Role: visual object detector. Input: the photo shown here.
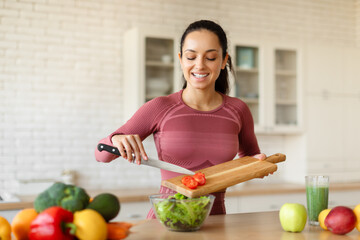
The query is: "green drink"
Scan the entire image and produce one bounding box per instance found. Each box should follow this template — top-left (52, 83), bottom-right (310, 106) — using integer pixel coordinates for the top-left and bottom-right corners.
top-left (305, 176), bottom-right (329, 225)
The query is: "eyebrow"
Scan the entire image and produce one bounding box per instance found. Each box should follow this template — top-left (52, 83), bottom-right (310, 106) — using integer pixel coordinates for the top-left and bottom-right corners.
top-left (184, 49), bottom-right (218, 53)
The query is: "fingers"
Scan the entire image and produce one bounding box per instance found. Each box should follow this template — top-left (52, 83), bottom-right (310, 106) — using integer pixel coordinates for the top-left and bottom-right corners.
top-left (126, 135), bottom-right (142, 164)
top-left (111, 134), bottom-right (148, 165)
top-left (253, 153), bottom-right (267, 161)
top-left (111, 135), bottom-right (128, 160)
top-left (134, 135), bottom-right (148, 161)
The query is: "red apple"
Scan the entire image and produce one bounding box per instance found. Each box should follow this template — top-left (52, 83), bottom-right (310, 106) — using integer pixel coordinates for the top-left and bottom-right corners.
top-left (325, 206), bottom-right (356, 235)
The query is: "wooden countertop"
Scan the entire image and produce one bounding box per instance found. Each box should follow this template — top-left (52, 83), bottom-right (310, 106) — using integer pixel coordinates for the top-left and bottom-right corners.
top-left (1, 182), bottom-right (360, 211)
top-left (127, 211), bottom-right (360, 240)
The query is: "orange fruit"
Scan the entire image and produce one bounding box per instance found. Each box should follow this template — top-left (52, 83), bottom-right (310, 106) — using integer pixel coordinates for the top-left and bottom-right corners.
top-left (318, 208), bottom-right (331, 230)
top-left (12, 208), bottom-right (38, 240)
top-left (354, 204), bottom-right (360, 231)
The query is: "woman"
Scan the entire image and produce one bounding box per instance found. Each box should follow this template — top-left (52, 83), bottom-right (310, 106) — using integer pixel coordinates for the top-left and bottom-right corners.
top-left (95, 20), bottom-right (266, 218)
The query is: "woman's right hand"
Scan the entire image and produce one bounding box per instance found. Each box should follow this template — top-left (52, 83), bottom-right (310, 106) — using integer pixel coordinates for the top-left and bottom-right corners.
top-left (111, 134), bottom-right (148, 165)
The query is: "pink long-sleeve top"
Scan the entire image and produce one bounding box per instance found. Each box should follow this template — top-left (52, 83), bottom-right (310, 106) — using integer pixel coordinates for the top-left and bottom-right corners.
top-left (95, 89), bottom-right (261, 218)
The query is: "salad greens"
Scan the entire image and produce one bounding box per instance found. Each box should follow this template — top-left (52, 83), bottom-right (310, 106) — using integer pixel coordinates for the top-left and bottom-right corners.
top-left (153, 193), bottom-right (213, 231)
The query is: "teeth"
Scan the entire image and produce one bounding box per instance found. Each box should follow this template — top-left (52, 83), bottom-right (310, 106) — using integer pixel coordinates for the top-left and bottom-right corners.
top-left (192, 73), bottom-right (208, 78)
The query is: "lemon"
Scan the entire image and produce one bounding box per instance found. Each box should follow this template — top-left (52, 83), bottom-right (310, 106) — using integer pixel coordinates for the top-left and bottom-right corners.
top-left (354, 204), bottom-right (360, 231)
top-left (318, 208), bottom-right (331, 230)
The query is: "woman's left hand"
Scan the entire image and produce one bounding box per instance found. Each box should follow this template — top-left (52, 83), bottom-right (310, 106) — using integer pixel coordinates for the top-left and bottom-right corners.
top-left (253, 153), bottom-right (266, 161)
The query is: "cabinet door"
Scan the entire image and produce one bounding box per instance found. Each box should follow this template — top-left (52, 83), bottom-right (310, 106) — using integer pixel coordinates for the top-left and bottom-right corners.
top-left (306, 44), bottom-right (344, 94)
top-left (343, 97), bottom-right (360, 181)
top-left (225, 196), bottom-right (240, 214)
top-left (306, 95), bottom-right (345, 175)
top-left (145, 37), bottom-right (175, 102)
top-left (343, 47), bottom-right (360, 95)
top-left (233, 45), bottom-right (261, 126)
top-left (274, 49), bottom-right (298, 127)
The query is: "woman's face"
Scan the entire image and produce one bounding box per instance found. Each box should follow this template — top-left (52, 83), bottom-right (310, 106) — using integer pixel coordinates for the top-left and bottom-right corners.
top-left (179, 30), bottom-right (228, 92)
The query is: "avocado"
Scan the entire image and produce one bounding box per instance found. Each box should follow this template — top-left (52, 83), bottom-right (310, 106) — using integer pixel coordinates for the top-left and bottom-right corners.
top-left (87, 193), bottom-right (121, 222)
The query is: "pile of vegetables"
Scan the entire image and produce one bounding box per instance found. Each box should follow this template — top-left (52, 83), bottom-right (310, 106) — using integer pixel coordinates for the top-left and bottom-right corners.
top-left (153, 193), bottom-right (213, 231)
top-left (2, 182), bottom-right (133, 240)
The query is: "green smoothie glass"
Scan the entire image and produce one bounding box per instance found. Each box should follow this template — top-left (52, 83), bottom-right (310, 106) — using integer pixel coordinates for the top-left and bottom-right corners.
top-left (305, 175), bottom-right (329, 225)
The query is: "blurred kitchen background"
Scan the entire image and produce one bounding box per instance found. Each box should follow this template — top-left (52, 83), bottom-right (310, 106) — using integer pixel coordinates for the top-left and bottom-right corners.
top-left (1, 0), bottom-right (360, 211)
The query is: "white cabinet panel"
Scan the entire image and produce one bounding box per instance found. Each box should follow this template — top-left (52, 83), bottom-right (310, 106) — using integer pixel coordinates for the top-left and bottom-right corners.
top-left (225, 196), bottom-right (240, 214)
top-left (343, 48), bottom-right (360, 95)
top-left (343, 97), bottom-right (360, 177)
top-left (306, 44), bottom-right (344, 94)
top-left (306, 95), bottom-right (344, 160)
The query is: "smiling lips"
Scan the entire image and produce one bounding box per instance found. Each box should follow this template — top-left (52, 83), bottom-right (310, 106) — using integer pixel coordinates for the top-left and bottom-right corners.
top-left (192, 73), bottom-right (209, 79)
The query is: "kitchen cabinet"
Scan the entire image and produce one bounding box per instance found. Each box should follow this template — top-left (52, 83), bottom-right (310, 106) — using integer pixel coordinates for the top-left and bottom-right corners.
top-left (306, 44), bottom-right (344, 94)
top-left (305, 44), bottom-right (360, 182)
top-left (123, 27), bottom-right (181, 120)
top-left (306, 95), bottom-right (345, 178)
top-left (230, 39), bottom-right (303, 134)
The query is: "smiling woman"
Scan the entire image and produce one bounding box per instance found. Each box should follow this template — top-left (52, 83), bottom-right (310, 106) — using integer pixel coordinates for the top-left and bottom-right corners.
top-left (179, 29), bottom-right (228, 111)
top-left (95, 19), bottom-right (266, 220)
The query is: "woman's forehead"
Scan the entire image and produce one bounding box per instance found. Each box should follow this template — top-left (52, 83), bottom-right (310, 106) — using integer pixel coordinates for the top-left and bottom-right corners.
top-left (183, 30), bottom-right (222, 53)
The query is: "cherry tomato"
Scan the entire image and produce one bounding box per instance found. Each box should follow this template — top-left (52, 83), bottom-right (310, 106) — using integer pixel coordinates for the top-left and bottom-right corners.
top-left (193, 172), bottom-right (206, 186)
top-left (185, 177), bottom-right (198, 189)
top-left (181, 176), bottom-right (198, 189)
top-left (181, 176), bottom-right (193, 185)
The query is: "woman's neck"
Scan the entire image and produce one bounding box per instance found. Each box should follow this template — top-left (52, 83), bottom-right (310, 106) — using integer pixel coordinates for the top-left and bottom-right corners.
top-left (182, 87), bottom-right (223, 111)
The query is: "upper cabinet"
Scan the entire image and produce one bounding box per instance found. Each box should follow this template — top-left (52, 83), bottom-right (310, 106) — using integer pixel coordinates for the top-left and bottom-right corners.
top-left (233, 45), bottom-right (261, 125)
top-left (123, 27), bottom-right (181, 120)
top-left (274, 49), bottom-right (298, 127)
top-left (230, 39), bottom-right (303, 134)
top-left (145, 37), bottom-right (175, 102)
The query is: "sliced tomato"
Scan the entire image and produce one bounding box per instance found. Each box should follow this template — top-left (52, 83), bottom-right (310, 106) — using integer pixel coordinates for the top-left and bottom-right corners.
top-left (193, 172), bottom-right (206, 186)
top-left (186, 177), bottom-right (198, 189)
top-left (181, 176), bottom-right (198, 189)
top-left (181, 176), bottom-right (193, 185)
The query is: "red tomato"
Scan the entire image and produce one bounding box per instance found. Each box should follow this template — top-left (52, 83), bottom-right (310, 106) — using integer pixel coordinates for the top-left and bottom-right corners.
top-left (186, 177), bottom-right (198, 189)
top-left (181, 176), bottom-right (192, 185)
top-left (181, 176), bottom-right (198, 189)
top-left (193, 172), bottom-right (206, 186)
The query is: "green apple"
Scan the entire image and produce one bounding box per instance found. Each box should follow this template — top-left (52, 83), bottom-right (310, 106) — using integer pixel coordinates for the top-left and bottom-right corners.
top-left (279, 203), bottom-right (307, 232)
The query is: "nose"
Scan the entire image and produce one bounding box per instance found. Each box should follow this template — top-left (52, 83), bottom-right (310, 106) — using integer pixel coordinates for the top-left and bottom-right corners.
top-left (194, 57), bottom-right (205, 69)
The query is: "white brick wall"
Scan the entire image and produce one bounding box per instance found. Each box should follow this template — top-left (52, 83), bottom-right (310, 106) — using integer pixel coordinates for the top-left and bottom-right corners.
top-left (0, 0), bottom-right (359, 194)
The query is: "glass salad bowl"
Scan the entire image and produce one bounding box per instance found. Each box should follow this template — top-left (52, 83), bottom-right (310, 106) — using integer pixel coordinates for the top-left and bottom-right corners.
top-left (149, 193), bottom-right (215, 232)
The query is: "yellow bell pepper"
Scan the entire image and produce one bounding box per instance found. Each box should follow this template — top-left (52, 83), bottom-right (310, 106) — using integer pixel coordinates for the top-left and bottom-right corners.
top-left (0, 216), bottom-right (11, 240)
top-left (73, 209), bottom-right (107, 240)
